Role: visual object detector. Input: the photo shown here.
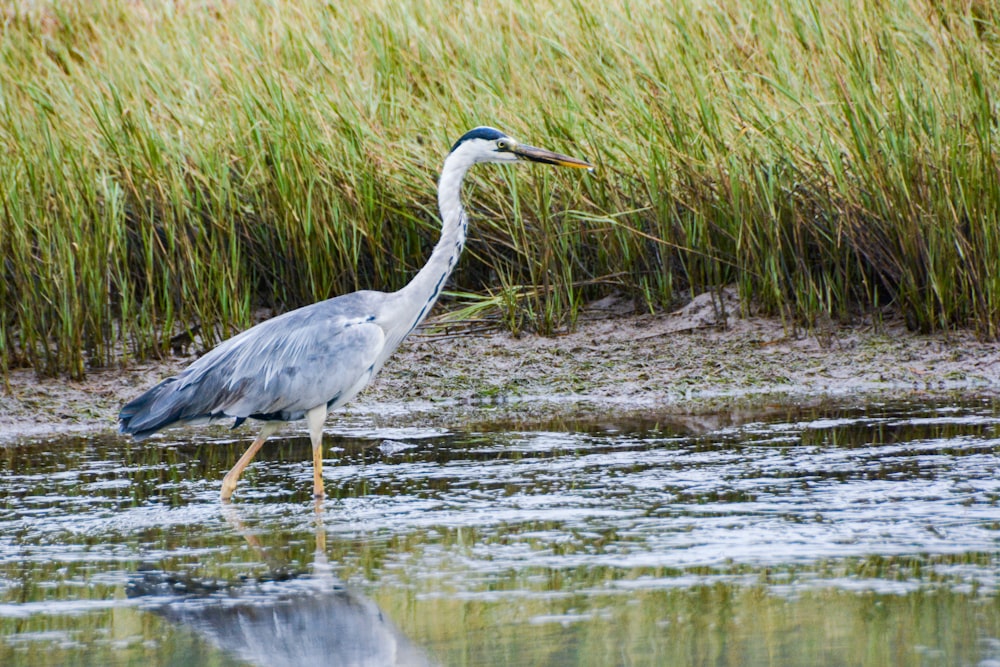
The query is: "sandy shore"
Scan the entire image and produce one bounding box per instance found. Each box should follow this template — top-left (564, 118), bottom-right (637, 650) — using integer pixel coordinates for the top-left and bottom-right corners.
top-left (2, 290), bottom-right (998, 443)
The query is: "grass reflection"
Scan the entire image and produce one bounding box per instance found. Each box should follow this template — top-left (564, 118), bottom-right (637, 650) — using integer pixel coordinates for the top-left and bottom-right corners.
top-left (376, 582), bottom-right (1000, 666)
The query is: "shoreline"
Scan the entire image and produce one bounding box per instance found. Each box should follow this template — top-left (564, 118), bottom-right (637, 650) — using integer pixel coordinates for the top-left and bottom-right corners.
top-left (2, 291), bottom-right (998, 444)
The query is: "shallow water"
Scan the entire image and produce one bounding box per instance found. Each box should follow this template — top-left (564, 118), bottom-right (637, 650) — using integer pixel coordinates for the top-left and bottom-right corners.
top-left (1, 395), bottom-right (999, 666)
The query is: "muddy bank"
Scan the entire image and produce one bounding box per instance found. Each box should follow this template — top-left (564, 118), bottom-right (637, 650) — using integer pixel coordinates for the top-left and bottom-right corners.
top-left (2, 290), bottom-right (998, 442)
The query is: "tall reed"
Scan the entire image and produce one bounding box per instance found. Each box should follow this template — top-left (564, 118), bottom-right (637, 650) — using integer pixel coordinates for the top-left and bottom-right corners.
top-left (1, 0), bottom-right (998, 377)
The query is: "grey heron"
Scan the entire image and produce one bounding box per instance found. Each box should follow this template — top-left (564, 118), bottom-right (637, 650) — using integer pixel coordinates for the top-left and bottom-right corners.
top-left (119, 126), bottom-right (592, 500)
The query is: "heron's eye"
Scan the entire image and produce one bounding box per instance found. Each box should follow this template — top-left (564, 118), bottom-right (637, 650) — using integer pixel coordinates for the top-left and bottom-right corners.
top-left (496, 139), bottom-right (510, 151)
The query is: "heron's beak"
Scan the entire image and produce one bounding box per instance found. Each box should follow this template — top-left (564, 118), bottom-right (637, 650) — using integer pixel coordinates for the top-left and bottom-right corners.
top-left (512, 143), bottom-right (593, 169)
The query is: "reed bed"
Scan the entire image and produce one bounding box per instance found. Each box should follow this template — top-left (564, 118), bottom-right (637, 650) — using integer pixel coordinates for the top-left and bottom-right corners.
top-left (1, 0), bottom-right (998, 378)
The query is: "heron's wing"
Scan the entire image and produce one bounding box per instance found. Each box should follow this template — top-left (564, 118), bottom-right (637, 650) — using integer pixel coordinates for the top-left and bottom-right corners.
top-left (120, 296), bottom-right (389, 437)
top-left (179, 309), bottom-right (386, 419)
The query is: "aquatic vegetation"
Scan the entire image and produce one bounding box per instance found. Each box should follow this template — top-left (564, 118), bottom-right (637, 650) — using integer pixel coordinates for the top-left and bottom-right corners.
top-left (2, 0), bottom-right (999, 377)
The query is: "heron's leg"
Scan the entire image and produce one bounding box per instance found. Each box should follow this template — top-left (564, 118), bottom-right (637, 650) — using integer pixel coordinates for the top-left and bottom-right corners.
top-left (221, 422), bottom-right (280, 501)
top-left (306, 404), bottom-right (328, 499)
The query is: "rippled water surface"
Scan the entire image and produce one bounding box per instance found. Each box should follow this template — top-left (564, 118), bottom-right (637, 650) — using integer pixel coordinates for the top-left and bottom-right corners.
top-left (2, 395), bottom-right (999, 665)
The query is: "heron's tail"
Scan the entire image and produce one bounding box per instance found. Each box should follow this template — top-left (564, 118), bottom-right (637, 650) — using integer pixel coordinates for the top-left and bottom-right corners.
top-left (119, 377), bottom-right (189, 440)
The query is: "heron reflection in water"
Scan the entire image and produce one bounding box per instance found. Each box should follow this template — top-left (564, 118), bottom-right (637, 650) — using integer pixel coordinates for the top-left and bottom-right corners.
top-left (129, 504), bottom-right (435, 667)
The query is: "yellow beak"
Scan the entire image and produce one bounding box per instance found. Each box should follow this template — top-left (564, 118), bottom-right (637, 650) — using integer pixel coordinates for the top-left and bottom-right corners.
top-left (512, 143), bottom-right (593, 169)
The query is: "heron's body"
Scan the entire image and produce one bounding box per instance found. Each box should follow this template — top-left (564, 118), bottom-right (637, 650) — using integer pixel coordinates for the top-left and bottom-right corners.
top-left (119, 126), bottom-right (591, 500)
top-left (119, 292), bottom-right (389, 436)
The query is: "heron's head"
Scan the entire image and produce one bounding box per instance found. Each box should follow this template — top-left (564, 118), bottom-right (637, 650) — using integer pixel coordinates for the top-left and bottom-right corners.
top-left (448, 126), bottom-right (592, 170)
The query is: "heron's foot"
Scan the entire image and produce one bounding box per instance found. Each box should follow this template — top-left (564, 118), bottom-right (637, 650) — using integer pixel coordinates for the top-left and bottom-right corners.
top-left (311, 470), bottom-right (325, 500)
top-left (220, 475), bottom-right (238, 502)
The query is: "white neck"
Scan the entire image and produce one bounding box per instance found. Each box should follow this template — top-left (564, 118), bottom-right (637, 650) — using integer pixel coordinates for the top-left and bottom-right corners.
top-left (394, 149), bottom-right (476, 334)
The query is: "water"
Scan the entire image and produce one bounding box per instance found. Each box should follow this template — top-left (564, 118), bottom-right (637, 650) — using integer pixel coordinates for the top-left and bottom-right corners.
top-left (1, 395), bottom-right (999, 666)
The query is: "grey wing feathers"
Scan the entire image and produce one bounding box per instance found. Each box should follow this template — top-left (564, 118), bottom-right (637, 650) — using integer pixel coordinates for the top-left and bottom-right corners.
top-left (119, 294), bottom-right (386, 439)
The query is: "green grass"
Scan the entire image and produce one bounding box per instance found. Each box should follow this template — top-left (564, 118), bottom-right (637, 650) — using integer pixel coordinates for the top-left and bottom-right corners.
top-left (1, 0), bottom-right (998, 377)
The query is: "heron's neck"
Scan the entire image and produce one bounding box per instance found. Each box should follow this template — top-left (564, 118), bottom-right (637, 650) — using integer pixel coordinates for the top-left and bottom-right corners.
top-left (395, 152), bottom-right (472, 333)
